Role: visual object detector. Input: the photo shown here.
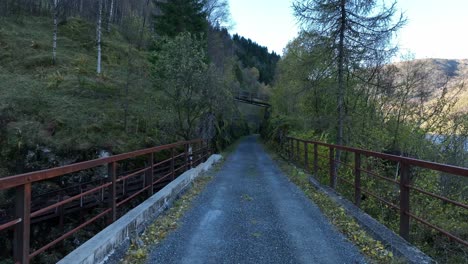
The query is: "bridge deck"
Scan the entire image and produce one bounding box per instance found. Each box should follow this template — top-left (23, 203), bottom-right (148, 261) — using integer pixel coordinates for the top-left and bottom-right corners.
top-left (146, 136), bottom-right (365, 264)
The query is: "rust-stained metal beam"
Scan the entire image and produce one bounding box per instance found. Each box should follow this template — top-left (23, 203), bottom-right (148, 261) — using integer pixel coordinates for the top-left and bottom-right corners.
top-left (0, 140), bottom-right (202, 190)
top-left (14, 183), bottom-right (31, 264)
top-left (285, 136), bottom-right (468, 249)
top-left (354, 153), bottom-right (361, 208)
top-left (288, 137), bottom-right (468, 177)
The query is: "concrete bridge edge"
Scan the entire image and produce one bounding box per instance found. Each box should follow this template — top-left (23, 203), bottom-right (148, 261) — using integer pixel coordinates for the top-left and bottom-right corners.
top-left (307, 175), bottom-right (435, 264)
top-left (58, 154), bottom-right (223, 264)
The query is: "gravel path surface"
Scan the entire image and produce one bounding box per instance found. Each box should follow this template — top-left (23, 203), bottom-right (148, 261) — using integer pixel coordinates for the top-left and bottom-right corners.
top-left (147, 135), bottom-right (366, 264)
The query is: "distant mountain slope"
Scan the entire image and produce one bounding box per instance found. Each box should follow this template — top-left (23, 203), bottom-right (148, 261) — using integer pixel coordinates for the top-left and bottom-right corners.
top-left (393, 58), bottom-right (468, 113)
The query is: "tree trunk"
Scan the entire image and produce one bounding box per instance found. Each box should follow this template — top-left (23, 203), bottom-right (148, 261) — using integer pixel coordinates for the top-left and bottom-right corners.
top-left (334, 0), bottom-right (346, 189)
top-left (138, 0), bottom-right (151, 49)
top-left (107, 0), bottom-right (114, 32)
top-left (96, 0), bottom-right (103, 74)
top-left (52, 0), bottom-right (58, 65)
top-left (123, 45), bottom-right (132, 132)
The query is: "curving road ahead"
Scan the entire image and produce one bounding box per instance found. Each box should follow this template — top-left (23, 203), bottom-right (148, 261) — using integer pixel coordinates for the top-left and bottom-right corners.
top-left (147, 135), bottom-right (366, 264)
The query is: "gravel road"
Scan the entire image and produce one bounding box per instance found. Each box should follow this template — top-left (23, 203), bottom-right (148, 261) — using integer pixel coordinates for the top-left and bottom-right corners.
top-left (146, 135), bottom-right (366, 264)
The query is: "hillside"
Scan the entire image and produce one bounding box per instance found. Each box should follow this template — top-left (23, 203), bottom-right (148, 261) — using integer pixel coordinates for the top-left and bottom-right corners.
top-left (393, 58), bottom-right (468, 113)
top-left (0, 16), bottom-right (159, 175)
top-left (0, 15), bottom-right (276, 178)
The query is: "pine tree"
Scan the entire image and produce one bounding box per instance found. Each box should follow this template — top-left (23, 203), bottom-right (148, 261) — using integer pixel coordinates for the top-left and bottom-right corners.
top-left (153, 0), bottom-right (208, 37)
top-left (293, 0), bottom-right (406, 187)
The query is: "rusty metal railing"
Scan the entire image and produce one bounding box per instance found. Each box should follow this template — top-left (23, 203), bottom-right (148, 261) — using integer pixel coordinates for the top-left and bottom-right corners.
top-left (0, 139), bottom-right (211, 263)
top-left (284, 136), bottom-right (468, 248)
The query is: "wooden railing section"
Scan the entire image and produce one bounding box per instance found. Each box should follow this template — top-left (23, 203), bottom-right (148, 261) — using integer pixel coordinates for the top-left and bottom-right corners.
top-left (0, 139), bottom-right (211, 263)
top-left (284, 136), bottom-right (467, 248)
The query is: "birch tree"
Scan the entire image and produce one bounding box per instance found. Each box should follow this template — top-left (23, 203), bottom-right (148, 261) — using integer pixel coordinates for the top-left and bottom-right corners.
top-left (96, 0), bottom-right (103, 74)
top-left (52, 0), bottom-right (59, 64)
top-left (107, 0), bottom-right (114, 32)
top-left (202, 0), bottom-right (231, 27)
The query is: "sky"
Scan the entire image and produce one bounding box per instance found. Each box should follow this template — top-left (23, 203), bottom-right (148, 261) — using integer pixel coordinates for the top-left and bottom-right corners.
top-left (228, 0), bottom-right (468, 59)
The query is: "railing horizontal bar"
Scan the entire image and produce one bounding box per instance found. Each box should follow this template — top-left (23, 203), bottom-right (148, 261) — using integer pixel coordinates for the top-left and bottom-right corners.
top-left (173, 152), bottom-right (185, 159)
top-left (287, 137), bottom-right (468, 177)
top-left (408, 185), bottom-right (468, 209)
top-left (192, 148), bottom-right (206, 154)
top-left (174, 164), bottom-right (186, 173)
top-left (337, 176), bottom-right (354, 186)
top-left (31, 182), bottom-right (112, 218)
top-left (152, 173), bottom-right (171, 186)
top-left (317, 154), bottom-right (329, 160)
top-left (116, 185), bottom-right (152, 207)
top-left (193, 157), bottom-right (204, 165)
top-left (33, 179), bottom-right (104, 198)
top-left (0, 140), bottom-right (201, 190)
top-left (116, 167), bottom-right (149, 183)
top-left (0, 218), bottom-right (22, 231)
top-left (407, 211), bottom-right (468, 247)
top-left (360, 188), bottom-right (400, 211)
top-left (360, 168), bottom-right (400, 185)
top-left (153, 157), bottom-right (173, 168)
top-left (29, 208), bottom-right (111, 259)
top-left (331, 158), bottom-right (356, 171)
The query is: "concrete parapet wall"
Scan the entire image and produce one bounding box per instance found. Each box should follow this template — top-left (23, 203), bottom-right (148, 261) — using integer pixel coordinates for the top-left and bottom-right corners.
top-left (308, 175), bottom-right (434, 264)
top-left (58, 154), bottom-right (223, 264)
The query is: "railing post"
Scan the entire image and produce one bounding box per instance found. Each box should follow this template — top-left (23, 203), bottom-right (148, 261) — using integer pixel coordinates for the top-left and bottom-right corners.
top-left (329, 147), bottom-right (335, 188)
top-left (14, 183), bottom-right (31, 264)
top-left (304, 141), bottom-right (309, 172)
top-left (107, 162), bottom-right (117, 224)
top-left (146, 153), bottom-right (154, 197)
top-left (289, 138), bottom-right (293, 161)
top-left (354, 153), bottom-right (361, 207)
top-left (58, 194), bottom-right (64, 230)
top-left (185, 143), bottom-right (189, 171)
top-left (202, 141), bottom-right (206, 162)
top-left (313, 143), bottom-right (318, 177)
top-left (203, 141), bottom-right (207, 162)
top-left (189, 144), bottom-right (193, 169)
top-left (171, 147), bottom-right (175, 180)
top-left (296, 139), bottom-right (300, 163)
top-left (399, 162), bottom-right (410, 240)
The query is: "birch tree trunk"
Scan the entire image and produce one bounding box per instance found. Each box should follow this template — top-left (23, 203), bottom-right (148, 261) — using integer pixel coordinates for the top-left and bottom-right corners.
top-left (52, 0), bottom-right (58, 64)
top-left (96, 0), bottom-right (103, 74)
top-left (107, 0), bottom-right (114, 32)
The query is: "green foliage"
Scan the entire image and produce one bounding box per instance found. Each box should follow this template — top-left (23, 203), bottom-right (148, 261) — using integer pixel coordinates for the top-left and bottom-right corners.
top-left (266, 30), bottom-right (467, 261)
top-left (268, 136), bottom-right (468, 263)
top-left (232, 34), bottom-right (280, 84)
top-left (150, 32), bottom-right (213, 139)
top-left (153, 0), bottom-right (208, 38)
top-left (46, 70), bottom-right (64, 89)
top-left (0, 16), bottom-right (165, 177)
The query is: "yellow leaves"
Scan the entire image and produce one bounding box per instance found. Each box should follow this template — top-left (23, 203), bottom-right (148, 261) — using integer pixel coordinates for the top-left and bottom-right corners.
top-left (120, 175), bottom-right (214, 264)
top-left (273, 154), bottom-right (395, 263)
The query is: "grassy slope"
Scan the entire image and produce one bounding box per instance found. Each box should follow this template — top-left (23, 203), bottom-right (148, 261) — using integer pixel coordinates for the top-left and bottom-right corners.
top-left (0, 16), bottom-right (165, 176)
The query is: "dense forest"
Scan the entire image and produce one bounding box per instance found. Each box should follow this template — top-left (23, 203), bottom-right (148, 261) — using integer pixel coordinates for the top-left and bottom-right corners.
top-left (260, 0), bottom-right (467, 262)
top-left (0, 0), bottom-right (277, 262)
